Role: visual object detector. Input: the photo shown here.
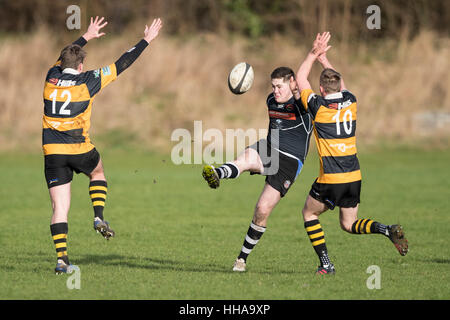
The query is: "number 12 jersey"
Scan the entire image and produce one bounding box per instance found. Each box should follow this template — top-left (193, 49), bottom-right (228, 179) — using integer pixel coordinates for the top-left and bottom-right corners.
top-left (42, 62), bottom-right (117, 155)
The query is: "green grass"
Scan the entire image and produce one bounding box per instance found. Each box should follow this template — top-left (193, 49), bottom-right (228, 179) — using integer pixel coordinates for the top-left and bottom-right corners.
top-left (0, 147), bottom-right (449, 300)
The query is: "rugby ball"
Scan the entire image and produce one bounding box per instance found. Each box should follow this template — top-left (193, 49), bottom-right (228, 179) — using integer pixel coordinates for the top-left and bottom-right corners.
top-left (228, 62), bottom-right (254, 94)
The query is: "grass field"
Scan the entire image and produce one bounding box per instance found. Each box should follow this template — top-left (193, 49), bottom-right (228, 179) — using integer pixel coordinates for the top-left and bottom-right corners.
top-left (0, 147), bottom-right (449, 300)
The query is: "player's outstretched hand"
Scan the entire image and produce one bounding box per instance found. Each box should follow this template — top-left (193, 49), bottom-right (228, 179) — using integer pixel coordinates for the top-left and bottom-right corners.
top-left (83, 16), bottom-right (108, 41)
top-left (144, 18), bottom-right (163, 44)
top-left (311, 31), bottom-right (331, 57)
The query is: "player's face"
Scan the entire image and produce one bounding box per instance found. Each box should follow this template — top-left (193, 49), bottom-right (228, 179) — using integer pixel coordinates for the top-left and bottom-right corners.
top-left (271, 78), bottom-right (292, 103)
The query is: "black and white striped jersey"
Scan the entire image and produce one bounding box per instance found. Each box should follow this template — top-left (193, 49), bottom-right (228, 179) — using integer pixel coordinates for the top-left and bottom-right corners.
top-left (265, 93), bottom-right (313, 162)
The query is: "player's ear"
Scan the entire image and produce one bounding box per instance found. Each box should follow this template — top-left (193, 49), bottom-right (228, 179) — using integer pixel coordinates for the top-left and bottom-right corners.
top-left (77, 62), bottom-right (83, 73)
top-left (319, 85), bottom-right (325, 96)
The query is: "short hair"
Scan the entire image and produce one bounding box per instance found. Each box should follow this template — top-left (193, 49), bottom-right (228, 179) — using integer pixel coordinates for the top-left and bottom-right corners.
top-left (320, 68), bottom-right (341, 94)
top-left (60, 44), bottom-right (86, 70)
top-left (271, 66), bottom-right (295, 82)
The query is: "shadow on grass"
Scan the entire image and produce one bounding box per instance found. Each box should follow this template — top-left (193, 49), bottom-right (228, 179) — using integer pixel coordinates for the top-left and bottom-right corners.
top-left (74, 253), bottom-right (299, 275)
top-left (426, 258), bottom-right (450, 264)
top-left (4, 251), bottom-right (300, 275)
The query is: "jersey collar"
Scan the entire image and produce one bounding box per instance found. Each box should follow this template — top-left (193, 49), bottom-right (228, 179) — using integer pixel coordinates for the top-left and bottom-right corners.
top-left (324, 92), bottom-right (343, 100)
top-left (62, 68), bottom-right (80, 75)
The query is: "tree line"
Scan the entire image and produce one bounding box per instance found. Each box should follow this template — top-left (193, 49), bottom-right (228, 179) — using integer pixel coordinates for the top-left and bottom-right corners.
top-left (1, 0), bottom-right (448, 41)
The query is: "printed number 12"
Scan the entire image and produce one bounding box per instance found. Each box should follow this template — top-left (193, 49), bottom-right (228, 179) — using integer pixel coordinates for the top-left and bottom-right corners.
top-left (50, 89), bottom-right (71, 115)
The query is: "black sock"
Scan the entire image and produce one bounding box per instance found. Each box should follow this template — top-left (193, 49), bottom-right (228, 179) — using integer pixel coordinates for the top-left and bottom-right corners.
top-left (305, 219), bottom-right (331, 267)
top-left (89, 180), bottom-right (107, 220)
top-left (237, 222), bottom-right (266, 262)
top-left (351, 219), bottom-right (388, 236)
top-left (50, 223), bottom-right (69, 265)
top-left (215, 163), bottom-right (240, 179)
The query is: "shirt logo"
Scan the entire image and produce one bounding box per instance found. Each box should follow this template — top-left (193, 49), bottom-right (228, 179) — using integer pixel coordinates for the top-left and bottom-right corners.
top-left (268, 110), bottom-right (296, 120)
top-left (327, 100), bottom-right (352, 110)
top-left (101, 66), bottom-right (111, 76)
top-left (48, 121), bottom-right (61, 129)
top-left (56, 79), bottom-right (76, 87)
top-left (285, 104), bottom-right (294, 111)
top-left (330, 143), bottom-right (356, 153)
top-left (328, 103), bottom-right (338, 110)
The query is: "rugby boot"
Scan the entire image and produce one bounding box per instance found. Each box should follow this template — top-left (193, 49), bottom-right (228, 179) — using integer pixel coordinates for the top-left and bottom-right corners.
top-left (387, 224), bottom-right (408, 256)
top-left (316, 263), bottom-right (336, 275)
top-left (202, 165), bottom-right (220, 189)
top-left (232, 258), bottom-right (246, 272)
top-left (94, 217), bottom-right (115, 240)
top-left (55, 259), bottom-right (70, 274)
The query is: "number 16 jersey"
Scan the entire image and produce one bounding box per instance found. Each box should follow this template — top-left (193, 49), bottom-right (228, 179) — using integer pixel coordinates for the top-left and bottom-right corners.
top-left (300, 88), bottom-right (361, 184)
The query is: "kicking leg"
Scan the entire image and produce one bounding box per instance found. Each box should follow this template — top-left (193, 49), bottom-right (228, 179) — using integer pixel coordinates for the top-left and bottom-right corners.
top-left (233, 183), bottom-right (281, 272)
top-left (202, 147), bottom-right (263, 189)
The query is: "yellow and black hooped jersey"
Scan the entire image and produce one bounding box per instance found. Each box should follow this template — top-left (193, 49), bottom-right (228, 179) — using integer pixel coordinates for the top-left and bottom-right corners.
top-left (42, 62), bottom-right (117, 155)
top-left (300, 88), bottom-right (361, 184)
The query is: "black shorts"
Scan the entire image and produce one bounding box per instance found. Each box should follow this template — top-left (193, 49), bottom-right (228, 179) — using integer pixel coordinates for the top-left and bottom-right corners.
top-left (44, 148), bottom-right (100, 188)
top-left (248, 139), bottom-right (303, 197)
top-left (309, 179), bottom-right (361, 210)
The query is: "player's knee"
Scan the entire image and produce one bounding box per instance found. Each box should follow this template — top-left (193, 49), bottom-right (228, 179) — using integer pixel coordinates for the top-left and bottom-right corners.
top-left (255, 204), bottom-right (270, 216)
top-left (236, 149), bottom-right (263, 173)
top-left (51, 200), bottom-right (70, 218)
top-left (254, 202), bottom-right (272, 220)
top-left (302, 207), bottom-right (319, 221)
top-left (90, 167), bottom-right (106, 180)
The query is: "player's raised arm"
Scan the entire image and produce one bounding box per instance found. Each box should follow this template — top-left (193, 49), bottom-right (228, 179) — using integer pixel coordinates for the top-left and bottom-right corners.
top-left (296, 32), bottom-right (331, 91)
top-left (82, 18), bottom-right (162, 97)
top-left (317, 52), bottom-right (347, 91)
top-left (114, 18), bottom-right (163, 76)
